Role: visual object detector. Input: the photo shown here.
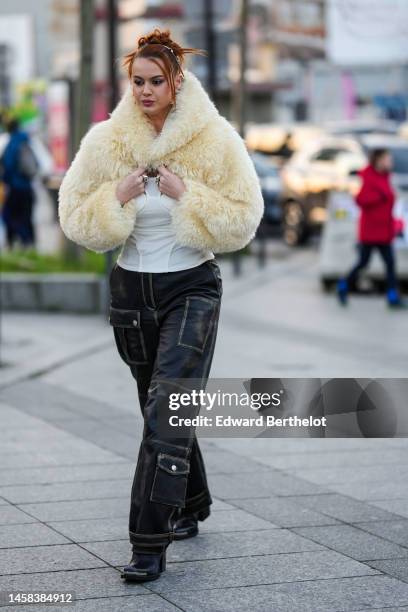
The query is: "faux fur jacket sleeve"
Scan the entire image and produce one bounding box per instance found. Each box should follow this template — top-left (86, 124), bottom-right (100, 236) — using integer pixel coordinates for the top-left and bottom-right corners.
top-left (58, 123), bottom-right (138, 253)
top-left (171, 118), bottom-right (264, 254)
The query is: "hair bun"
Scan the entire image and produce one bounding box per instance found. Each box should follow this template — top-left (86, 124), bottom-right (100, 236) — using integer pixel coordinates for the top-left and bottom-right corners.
top-left (138, 28), bottom-right (178, 53)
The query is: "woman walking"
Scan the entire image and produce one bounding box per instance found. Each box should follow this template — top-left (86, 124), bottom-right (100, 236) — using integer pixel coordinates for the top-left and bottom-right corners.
top-left (337, 148), bottom-right (402, 307)
top-left (58, 29), bottom-right (263, 582)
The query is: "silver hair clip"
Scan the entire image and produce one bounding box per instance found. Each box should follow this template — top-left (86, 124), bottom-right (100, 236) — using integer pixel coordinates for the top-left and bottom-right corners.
top-left (160, 44), bottom-right (181, 65)
top-left (139, 42), bottom-right (181, 66)
top-left (143, 43), bottom-right (180, 65)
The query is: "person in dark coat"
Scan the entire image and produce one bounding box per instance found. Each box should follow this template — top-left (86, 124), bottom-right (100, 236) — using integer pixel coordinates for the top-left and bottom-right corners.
top-left (337, 148), bottom-right (402, 307)
top-left (1, 118), bottom-right (37, 248)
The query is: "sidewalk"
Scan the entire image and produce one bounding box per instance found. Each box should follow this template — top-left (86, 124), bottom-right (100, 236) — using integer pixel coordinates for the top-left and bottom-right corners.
top-left (1, 253), bottom-right (408, 611)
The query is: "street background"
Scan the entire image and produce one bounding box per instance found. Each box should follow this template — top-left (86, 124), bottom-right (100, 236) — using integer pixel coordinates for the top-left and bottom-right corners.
top-left (1, 0), bottom-right (408, 610)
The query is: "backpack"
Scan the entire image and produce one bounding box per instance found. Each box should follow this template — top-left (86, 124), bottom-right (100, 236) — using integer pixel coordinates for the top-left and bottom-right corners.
top-left (18, 142), bottom-right (39, 179)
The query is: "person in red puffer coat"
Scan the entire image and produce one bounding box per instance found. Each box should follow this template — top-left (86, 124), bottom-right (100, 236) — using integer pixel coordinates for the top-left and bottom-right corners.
top-left (337, 148), bottom-right (403, 307)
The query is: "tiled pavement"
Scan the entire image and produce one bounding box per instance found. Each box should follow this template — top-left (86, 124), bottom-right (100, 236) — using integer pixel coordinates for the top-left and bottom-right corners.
top-left (1, 253), bottom-right (408, 611)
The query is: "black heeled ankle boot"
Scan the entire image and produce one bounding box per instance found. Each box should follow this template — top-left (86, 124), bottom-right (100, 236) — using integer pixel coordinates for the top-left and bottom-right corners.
top-left (120, 548), bottom-right (166, 582)
top-left (172, 509), bottom-right (199, 540)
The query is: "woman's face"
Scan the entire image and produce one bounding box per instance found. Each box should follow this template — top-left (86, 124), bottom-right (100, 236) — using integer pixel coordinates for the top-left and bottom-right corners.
top-left (131, 57), bottom-right (182, 118)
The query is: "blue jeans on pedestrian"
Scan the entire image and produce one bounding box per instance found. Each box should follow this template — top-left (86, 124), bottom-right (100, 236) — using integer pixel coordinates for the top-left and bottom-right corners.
top-left (346, 242), bottom-right (397, 290)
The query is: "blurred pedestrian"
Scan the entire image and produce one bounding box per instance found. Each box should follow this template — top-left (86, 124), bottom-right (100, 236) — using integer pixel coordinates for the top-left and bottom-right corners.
top-left (337, 148), bottom-right (402, 307)
top-left (59, 28), bottom-right (263, 583)
top-left (0, 118), bottom-right (39, 248)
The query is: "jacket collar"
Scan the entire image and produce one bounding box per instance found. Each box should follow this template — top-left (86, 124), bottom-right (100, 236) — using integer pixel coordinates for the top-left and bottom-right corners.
top-left (109, 69), bottom-right (220, 164)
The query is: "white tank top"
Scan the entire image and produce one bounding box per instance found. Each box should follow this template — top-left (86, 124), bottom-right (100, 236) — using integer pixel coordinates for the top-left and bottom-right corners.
top-left (117, 176), bottom-right (214, 272)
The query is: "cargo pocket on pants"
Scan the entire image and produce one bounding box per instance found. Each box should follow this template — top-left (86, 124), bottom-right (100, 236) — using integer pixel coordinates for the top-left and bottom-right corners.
top-left (109, 306), bottom-right (149, 365)
top-left (150, 453), bottom-right (190, 507)
top-left (177, 296), bottom-right (217, 354)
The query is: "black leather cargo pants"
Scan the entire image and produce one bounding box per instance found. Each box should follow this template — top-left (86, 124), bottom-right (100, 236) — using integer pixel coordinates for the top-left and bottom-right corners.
top-left (109, 259), bottom-right (222, 554)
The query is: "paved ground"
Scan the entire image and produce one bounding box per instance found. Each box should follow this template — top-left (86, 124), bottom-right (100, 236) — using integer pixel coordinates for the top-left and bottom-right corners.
top-left (1, 250), bottom-right (408, 611)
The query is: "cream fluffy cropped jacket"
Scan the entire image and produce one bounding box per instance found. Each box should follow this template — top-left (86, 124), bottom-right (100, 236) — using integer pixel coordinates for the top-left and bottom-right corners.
top-left (58, 69), bottom-right (264, 254)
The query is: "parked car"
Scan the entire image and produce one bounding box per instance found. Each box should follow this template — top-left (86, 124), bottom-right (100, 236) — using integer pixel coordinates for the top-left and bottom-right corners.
top-left (250, 152), bottom-right (283, 235)
top-left (280, 136), bottom-right (364, 245)
top-left (245, 123), bottom-right (325, 162)
top-left (280, 134), bottom-right (408, 246)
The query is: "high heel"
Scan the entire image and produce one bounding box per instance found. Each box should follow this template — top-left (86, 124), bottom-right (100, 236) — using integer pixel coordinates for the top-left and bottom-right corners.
top-left (196, 507), bottom-right (210, 522)
top-left (172, 513), bottom-right (199, 540)
top-left (120, 548), bottom-right (166, 582)
top-left (172, 507), bottom-right (211, 540)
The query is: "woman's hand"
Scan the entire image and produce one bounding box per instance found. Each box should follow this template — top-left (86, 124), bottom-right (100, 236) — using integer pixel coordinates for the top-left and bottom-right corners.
top-left (157, 165), bottom-right (186, 201)
top-left (115, 167), bottom-right (147, 204)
